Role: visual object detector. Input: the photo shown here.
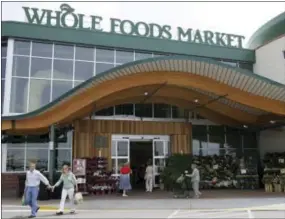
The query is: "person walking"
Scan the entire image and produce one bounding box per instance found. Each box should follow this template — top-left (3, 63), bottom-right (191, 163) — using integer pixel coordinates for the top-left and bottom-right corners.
top-left (119, 162), bottom-right (132, 197)
top-left (186, 164), bottom-right (202, 198)
top-left (52, 164), bottom-right (78, 215)
top-left (25, 161), bottom-right (51, 218)
top-left (145, 160), bottom-right (153, 192)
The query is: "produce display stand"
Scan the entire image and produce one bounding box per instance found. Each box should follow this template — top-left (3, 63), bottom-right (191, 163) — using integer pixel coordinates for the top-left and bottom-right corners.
top-left (262, 152), bottom-right (285, 192)
top-left (84, 157), bottom-right (118, 196)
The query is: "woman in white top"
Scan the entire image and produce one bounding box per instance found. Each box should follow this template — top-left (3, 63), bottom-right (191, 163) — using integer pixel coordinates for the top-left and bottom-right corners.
top-left (144, 160), bottom-right (153, 192)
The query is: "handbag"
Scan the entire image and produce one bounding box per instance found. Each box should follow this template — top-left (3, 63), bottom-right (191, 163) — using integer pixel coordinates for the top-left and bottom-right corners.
top-left (74, 192), bottom-right (83, 205)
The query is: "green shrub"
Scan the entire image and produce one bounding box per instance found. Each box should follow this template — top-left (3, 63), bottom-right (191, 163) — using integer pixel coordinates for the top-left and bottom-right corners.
top-left (161, 154), bottom-right (192, 190)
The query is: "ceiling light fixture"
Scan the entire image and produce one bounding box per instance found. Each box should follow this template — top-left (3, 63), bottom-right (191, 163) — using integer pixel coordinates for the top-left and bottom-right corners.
top-left (144, 92), bottom-right (148, 96)
top-left (243, 125), bottom-right (248, 128)
top-left (194, 99), bottom-right (199, 103)
top-left (270, 120), bottom-right (276, 124)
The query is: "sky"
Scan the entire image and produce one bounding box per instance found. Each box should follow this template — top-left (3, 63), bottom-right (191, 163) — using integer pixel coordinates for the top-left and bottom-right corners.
top-left (2, 1), bottom-right (285, 45)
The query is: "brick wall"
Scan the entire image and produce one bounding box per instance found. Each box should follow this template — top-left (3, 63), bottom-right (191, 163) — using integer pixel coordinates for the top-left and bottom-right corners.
top-left (2, 173), bottom-right (24, 197)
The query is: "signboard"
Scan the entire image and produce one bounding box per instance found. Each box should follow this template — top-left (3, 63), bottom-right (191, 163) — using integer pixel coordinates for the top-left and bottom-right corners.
top-left (73, 159), bottom-right (86, 176)
top-left (94, 135), bottom-right (108, 148)
top-left (23, 3), bottom-right (245, 48)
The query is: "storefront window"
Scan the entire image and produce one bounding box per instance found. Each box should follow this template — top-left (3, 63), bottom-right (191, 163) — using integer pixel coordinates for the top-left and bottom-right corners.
top-left (96, 48), bottom-right (114, 63)
top-left (192, 125), bottom-right (208, 156)
top-left (54, 44), bottom-right (74, 59)
top-left (30, 58), bottom-right (52, 78)
top-left (75, 46), bottom-right (94, 61)
top-left (116, 50), bottom-right (134, 64)
top-left (172, 105), bottom-right (185, 118)
top-left (28, 79), bottom-right (51, 111)
top-left (192, 139), bottom-right (200, 155)
top-left (10, 77), bottom-right (29, 113)
top-left (7, 148), bottom-right (25, 171)
top-left (95, 107), bottom-right (114, 116)
top-left (154, 141), bottom-right (164, 156)
top-left (208, 125), bottom-right (225, 155)
top-left (32, 42), bottom-right (53, 58)
top-left (26, 149), bottom-right (48, 171)
top-left (14, 40), bottom-right (31, 56)
top-left (117, 141), bottom-right (128, 156)
top-left (74, 61), bottom-right (94, 81)
top-left (53, 59), bottom-right (73, 80)
top-left (2, 129), bottom-right (72, 173)
top-left (135, 103), bottom-right (152, 118)
top-left (115, 104), bottom-right (134, 115)
top-left (55, 149), bottom-right (71, 170)
top-left (12, 56), bottom-right (30, 77)
top-left (154, 103), bottom-right (171, 118)
top-left (96, 63), bottom-right (114, 75)
top-left (57, 130), bottom-right (73, 149)
top-left (51, 80), bottom-right (73, 101)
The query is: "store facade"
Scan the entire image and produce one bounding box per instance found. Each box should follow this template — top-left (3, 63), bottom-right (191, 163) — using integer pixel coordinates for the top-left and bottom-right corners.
top-left (1, 4), bottom-right (285, 196)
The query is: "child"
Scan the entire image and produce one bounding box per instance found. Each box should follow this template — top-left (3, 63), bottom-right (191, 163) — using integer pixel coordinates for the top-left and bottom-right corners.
top-left (52, 164), bottom-right (78, 215)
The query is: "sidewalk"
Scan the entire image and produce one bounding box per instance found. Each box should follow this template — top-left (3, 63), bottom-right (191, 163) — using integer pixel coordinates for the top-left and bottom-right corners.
top-left (2, 190), bottom-right (285, 211)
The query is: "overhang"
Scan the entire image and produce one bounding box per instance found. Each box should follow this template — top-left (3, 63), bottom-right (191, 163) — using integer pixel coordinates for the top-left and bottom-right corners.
top-left (2, 55), bottom-right (285, 133)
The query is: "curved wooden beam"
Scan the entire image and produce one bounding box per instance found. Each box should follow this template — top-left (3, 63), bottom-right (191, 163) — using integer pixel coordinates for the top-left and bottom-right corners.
top-left (4, 72), bottom-right (285, 131)
top-left (58, 85), bottom-right (256, 125)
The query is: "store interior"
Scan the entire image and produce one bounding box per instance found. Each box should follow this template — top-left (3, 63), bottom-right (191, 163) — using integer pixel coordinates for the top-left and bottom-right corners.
top-left (130, 141), bottom-right (153, 190)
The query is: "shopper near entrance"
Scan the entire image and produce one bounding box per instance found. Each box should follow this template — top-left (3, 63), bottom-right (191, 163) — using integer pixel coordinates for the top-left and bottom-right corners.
top-left (145, 160), bottom-right (154, 192)
top-left (52, 164), bottom-right (78, 215)
top-left (186, 164), bottom-right (202, 198)
top-left (119, 162), bottom-right (132, 197)
top-left (24, 161), bottom-right (51, 218)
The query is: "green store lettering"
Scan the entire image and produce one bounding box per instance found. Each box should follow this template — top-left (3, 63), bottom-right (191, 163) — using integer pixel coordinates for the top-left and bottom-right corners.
top-left (23, 3), bottom-right (245, 48)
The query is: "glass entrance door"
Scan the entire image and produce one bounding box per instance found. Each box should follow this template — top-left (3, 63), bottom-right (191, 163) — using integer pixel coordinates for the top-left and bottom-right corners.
top-left (152, 140), bottom-right (170, 187)
top-left (111, 139), bottom-right (130, 176)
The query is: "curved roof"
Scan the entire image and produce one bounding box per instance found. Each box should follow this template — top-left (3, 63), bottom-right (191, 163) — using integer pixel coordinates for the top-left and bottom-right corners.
top-left (2, 21), bottom-right (255, 62)
top-left (247, 11), bottom-right (285, 49)
top-left (2, 55), bottom-right (285, 131)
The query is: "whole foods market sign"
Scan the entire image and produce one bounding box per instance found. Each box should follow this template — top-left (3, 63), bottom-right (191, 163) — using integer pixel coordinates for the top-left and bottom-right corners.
top-left (23, 4), bottom-right (245, 48)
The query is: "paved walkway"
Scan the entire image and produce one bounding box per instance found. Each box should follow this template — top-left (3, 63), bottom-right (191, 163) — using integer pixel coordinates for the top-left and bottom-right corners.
top-left (2, 190), bottom-right (284, 218)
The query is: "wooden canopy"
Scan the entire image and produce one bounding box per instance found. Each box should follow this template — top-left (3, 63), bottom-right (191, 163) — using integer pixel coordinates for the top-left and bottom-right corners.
top-left (2, 56), bottom-right (285, 133)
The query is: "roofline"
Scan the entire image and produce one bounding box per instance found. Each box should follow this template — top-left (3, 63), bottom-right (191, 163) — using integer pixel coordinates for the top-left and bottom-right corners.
top-left (2, 55), bottom-right (284, 121)
top-left (1, 21), bottom-right (255, 62)
top-left (255, 34), bottom-right (285, 50)
top-left (247, 11), bottom-right (285, 49)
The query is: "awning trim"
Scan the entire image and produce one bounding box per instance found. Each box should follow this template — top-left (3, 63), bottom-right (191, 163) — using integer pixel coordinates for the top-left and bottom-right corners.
top-left (2, 55), bottom-right (285, 121)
